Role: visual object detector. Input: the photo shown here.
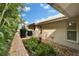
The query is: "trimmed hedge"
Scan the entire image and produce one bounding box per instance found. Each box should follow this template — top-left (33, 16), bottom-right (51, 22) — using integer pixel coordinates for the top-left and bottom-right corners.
top-left (23, 37), bottom-right (56, 56)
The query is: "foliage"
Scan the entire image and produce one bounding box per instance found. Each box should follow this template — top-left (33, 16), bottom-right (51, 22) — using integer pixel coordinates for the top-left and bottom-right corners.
top-left (23, 37), bottom-right (38, 50)
top-left (0, 3), bottom-right (22, 55)
top-left (23, 37), bottom-right (56, 56)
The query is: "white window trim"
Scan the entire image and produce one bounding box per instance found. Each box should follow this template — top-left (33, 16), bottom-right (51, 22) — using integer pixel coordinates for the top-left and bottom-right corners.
top-left (66, 30), bottom-right (78, 44)
top-left (67, 39), bottom-right (78, 44)
top-left (66, 20), bottom-right (78, 44)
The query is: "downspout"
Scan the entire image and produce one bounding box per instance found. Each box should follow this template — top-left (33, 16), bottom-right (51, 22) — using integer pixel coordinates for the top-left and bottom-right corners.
top-left (34, 23), bottom-right (36, 31)
top-left (40, 25), bottom-right (42, 34)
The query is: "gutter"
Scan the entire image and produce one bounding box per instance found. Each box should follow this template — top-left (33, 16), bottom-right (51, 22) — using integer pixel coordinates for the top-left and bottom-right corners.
top-left (36, 16), bottom-right (68, 25)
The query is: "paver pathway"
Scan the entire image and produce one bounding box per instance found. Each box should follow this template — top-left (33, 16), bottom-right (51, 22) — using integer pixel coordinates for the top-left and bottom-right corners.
top-left (9, 32), bottom-right (29, 56)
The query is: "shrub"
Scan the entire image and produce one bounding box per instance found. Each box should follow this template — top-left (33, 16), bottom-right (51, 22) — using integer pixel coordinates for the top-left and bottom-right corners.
top-left (0, 3), bottom-right (22, 55)
top-left (23, 37), bottom-right (38, 51)
top-left (23, 37), bottom-right (56, 56)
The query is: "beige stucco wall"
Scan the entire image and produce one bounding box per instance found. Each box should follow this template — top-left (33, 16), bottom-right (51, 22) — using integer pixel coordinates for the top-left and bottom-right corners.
top-left (34, 26), bottom-right (41, 37)
top-left (35, 15), bottom-right (79, 50)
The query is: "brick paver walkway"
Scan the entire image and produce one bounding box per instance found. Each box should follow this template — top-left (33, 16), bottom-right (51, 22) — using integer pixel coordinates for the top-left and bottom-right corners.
top-left (8, 32), bottom-right (29, 56)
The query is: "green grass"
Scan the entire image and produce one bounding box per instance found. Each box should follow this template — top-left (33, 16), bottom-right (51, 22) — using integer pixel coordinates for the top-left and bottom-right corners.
top-left (23, 37), bottom-right (56, 56)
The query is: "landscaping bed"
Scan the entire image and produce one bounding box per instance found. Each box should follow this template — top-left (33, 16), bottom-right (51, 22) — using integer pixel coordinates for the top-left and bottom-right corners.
top-left (23, 37), bottom-right (57, 56)
top-left (42, 38), bottom-right (79, 56)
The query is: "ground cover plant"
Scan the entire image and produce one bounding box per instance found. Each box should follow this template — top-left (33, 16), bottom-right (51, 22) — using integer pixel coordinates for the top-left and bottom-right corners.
top-left (23, 37), bottom-right (56, 56)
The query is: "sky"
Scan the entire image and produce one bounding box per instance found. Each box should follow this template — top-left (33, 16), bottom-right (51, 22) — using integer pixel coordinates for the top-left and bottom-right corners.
top-left (18, 3), bottom-right (62, 24)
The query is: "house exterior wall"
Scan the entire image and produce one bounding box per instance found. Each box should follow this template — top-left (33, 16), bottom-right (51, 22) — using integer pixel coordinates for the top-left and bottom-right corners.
top-left (34, 15), bottom-right (79, 50)
top-left (34, 26), bottom-right (41, 37)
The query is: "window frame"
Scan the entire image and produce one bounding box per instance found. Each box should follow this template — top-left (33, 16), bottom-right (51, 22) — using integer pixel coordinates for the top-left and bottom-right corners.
top-left (66, 20), bottom-right (78, 43)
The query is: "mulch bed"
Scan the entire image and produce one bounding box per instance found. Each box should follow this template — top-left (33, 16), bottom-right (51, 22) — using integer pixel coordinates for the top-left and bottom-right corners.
top-left (42, 38), bottom-right (79, 56)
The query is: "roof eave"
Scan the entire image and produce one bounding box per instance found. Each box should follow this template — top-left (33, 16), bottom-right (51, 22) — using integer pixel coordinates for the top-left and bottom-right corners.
top-left (48, 3), bottom-right (70, 18)
top-left (36, 16), bottom-right (68, 25)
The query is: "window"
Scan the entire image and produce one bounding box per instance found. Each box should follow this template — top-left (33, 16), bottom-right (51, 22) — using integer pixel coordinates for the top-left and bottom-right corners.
top-left (67, 20), bottom-right (77, 41)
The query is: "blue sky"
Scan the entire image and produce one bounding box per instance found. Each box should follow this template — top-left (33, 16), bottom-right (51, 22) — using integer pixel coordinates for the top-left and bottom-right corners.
top-left (19, 3), bottom-right (61, 24)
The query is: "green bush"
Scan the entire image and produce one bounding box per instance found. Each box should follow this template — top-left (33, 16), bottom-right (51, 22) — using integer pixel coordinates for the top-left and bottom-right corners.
top-left (0, 3), bottom-right (22, 55)
top-left (23, 37), bottom-right (38, 51)
top-left (23, 37), bottom-right (56, 56)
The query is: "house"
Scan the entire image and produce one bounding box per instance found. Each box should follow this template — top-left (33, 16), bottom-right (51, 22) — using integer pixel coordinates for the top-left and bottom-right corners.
top-left (28, 3), bottom-right (79, 50)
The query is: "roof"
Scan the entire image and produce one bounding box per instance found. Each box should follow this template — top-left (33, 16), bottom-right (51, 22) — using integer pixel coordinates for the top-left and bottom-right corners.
top-left (36, 16), bottom-right (68, 25)
top-left (49, 3), bottom-right (79, 17)
top-left (29, 3), bottom-right (79, 26)
top-left (35, 13), bottom-right (65, 24)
